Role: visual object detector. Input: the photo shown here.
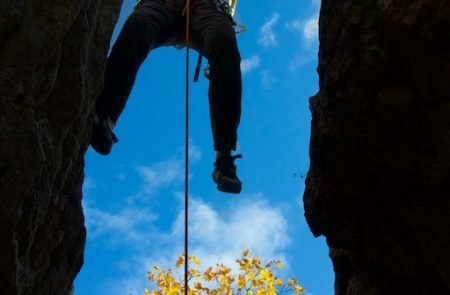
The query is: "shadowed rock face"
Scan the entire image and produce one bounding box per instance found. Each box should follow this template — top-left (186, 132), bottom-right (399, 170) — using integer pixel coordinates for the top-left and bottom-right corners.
top-left (304, 0), bottom-right (450, 294)
top-left (0, 0), bottom-right (122, 294)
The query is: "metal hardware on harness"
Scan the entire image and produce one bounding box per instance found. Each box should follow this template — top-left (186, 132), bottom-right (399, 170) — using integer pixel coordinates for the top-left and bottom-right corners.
top-left (215, 0), bottom-right (233, 17)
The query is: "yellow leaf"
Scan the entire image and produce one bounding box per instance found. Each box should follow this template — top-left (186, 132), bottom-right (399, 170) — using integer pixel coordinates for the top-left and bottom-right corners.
top-left (294, 284), bottom-right (305, 294)
top-left (192, 256), bottom-right (201, 266)
top-left (175, 255), bottom-right (184, 267)
top-left (260, 269), bottom-right (272, 281)
top-left (275, 278), bottom-right (283, 286)
top-left (148, 272), bottom-right (155, 281)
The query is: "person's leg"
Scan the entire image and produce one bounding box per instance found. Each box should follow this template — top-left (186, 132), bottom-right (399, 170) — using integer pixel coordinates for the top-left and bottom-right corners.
top-left (91, 0), bottom-right (178, 155)
top-left (96, 0), bottom-right (178, 123)
top-left (190, 0), bottom-right (242, 153)
top-left (189, 0), bottom-right (243, 193)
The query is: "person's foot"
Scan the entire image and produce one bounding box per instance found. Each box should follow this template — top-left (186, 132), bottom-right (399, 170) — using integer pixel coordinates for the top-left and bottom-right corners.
top-left (90, 113), bottom-right (118, 155)
top-left (212, 153), bottom-right (243, 194)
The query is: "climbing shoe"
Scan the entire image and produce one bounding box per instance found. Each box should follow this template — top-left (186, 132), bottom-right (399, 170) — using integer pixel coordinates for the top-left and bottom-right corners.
top-left (212, 154), bottom-right (243, 194)
top-left (90, 113), bottom-right (118, 155)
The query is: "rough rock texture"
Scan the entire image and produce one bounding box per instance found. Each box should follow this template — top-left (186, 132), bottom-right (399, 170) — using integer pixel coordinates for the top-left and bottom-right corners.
top-left (0, 0), bottom-right (122, 294)
top-left (304, 1), bottom-right (450, 294)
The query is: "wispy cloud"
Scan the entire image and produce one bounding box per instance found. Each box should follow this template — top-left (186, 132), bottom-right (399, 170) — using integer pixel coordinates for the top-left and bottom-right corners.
top-left (84, 204), bottom-right (158, 246)
top-left (241, 55), bottom-right (261, 74)
top-left (260, 70), bottom-right (277, 88)
top-left (286, 18), bottom-right (318, 44)
top-left (285, 0), bottom-right (321, 72)
top-left (187, 197), bottom-right (290, 268)
top-left (136, 139), bottom-right (202, 195)
top-left (137, 160), bottom-right (184, 194)
top-left (107, 195), bottom-right (290, 295)
top-left (288, 54), bottom-right (315, 73)
top-left (83, 140), bottom-right (203, 247)
top-left (258, 13), bottom-right (280, 48)
top-left (82, 176), bottom-right (96, 196)
top-left (186, 140), bottom-right (202, 162)
top-left (286, 0), bottom-right (320, 44)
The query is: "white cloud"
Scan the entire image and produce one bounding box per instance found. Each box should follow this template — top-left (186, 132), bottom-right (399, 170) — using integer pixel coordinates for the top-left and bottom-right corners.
top-left (136, 139), bottom-right (202, 195)
top-left (82, 176), bottom-right (96, 196)
top-left (286, 0), bottom-right (320, 44)
top-left (303, 17), bottom-right (319, 42)
top-left (241, 55), bottom-right (261, 74)
top-left (83, 140), bottom-right (203, 246)
top-left (284, 0), bottom-right (321, 71)
top-left (286, 18), bottom-right (318, 43)
top-left (104, 195), bottom-right (291, 295)
top-left (187, 197), bottom-right (290, 268)
top-left (84, 204), bottom-right (158, 246)
top-left (137, 159), bottom-right (184, 194)
top-left (289, 54), bottom-right (314, 73)
top-left (186, 140), bottom-right (202, 161)
top-left (260, 70), bottom-right (277, 88)
top-left (258, 13), bottom-right (280, 48)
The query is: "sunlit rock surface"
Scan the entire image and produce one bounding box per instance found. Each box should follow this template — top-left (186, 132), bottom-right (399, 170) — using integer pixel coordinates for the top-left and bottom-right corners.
top-left (0, 0), bottom-right (122, 294)
top-left (304, 0), bottom-right (450, 294)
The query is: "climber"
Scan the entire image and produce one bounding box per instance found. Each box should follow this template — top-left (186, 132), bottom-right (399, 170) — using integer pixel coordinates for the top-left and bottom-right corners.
top-left (90, 0), bottom-right (243, 194)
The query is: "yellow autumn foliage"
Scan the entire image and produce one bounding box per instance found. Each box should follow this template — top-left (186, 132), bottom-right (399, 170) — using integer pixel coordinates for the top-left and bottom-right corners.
top-left (145, 250), bottom-right (305, 295)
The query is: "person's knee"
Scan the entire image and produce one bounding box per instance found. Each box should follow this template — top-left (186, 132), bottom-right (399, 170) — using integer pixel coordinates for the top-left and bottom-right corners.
top-left (122, 13), bottom-right (146, 40)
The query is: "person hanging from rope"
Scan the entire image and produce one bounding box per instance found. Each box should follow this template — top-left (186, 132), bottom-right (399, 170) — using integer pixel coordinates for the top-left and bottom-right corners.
top-left (90, 0), bottom-right (243, 194)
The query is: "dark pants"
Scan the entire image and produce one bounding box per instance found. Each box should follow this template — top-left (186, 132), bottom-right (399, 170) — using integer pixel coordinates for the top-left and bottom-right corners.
top-left (96, 0), bottom-right (242, 151)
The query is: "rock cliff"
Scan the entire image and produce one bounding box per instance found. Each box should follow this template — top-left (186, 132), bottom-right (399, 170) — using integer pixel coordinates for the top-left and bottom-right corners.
top-left (304, 0), bottom-right (450, 294)
top-left (0, 0), bottom-right (122, 294)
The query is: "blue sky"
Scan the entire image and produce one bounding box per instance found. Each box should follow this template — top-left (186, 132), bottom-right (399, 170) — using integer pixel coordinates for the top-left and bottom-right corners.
top-left (75, 0), bottom-right (333, 294)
